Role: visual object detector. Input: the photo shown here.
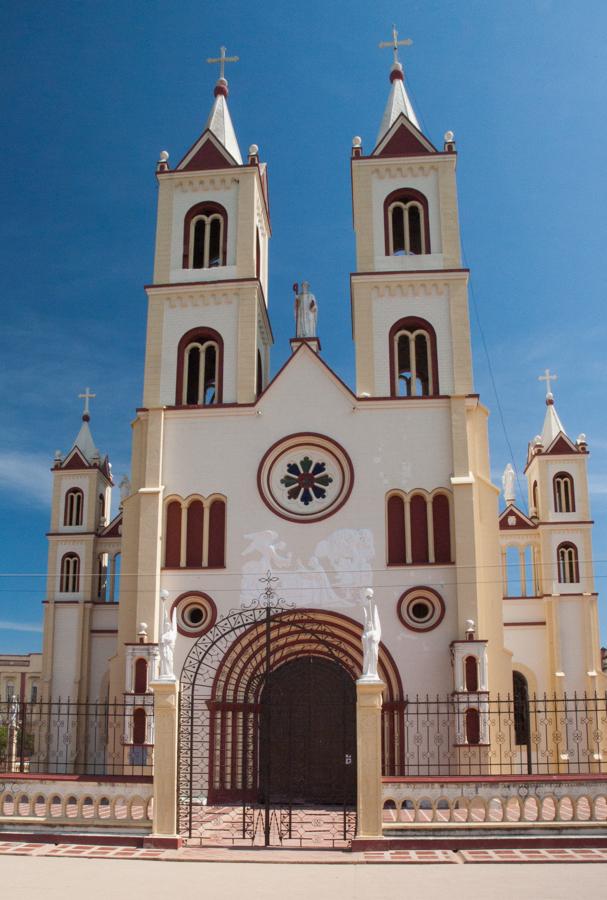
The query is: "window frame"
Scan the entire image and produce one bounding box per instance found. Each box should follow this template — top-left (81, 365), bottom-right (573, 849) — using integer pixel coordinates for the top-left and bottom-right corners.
top-left (389, 317), bottom-right (439, 398)
top-left (553, 472), bottom-right (575, 513)
top-left (63, 488), bottom-right (84, 527)
top-left (60, 552), bottom-right (80, 593)
top-left (557, 541), bottom-right (580, 584)
top-left (182, 201), bottom-right (228, 269)
top-left (175, 327), bottom-right (224, 406)
top-left (383, 187), bottom-right (431, 257)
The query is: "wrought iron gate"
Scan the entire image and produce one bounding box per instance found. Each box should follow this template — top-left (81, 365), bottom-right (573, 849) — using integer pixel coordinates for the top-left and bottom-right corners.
top-left (178, 573), bottom-right (357, 846)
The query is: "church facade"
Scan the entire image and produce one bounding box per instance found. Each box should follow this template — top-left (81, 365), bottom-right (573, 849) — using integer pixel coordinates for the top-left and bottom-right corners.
top-left (37, 46), bottom-right (606, 811)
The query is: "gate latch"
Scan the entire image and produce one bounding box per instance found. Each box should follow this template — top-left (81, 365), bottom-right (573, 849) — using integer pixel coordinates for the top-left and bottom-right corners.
top-left (345, 754), bottom-right (352, 765)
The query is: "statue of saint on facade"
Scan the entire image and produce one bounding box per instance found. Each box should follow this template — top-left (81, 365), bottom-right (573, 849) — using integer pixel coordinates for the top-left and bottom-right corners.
top-left (294, 281), bottom-right (318, 338)
top-left (361, 587), bottom-right (381, 681)
top-left (502, 463), bottom-right (516, 505)
top-left (158, 589), bottom-right (177, 680)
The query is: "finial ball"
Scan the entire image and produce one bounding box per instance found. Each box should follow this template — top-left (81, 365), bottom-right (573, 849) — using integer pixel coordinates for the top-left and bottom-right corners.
top-left (160, 589), bottom-right (170, 601)
top-left (365, 587), bottom-right (374, 600)
top-left (159, 150), bottom-right (169, 162)
top-left (352, 135), bottom-right (362, 148)
top-left (248, 144), bottom-right (259, 156)
top-left (444, 130), bottom-right (454, 142)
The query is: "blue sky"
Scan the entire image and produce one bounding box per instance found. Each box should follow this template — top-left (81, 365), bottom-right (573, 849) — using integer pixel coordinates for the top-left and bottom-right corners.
top-left (2, 0), bottom-right (607, 653)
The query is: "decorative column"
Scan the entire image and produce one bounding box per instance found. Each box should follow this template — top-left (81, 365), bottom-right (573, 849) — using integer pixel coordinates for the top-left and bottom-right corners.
top-left (355, 678), bottom-right (385, 843)
top-left (147, 677), bottom-right (181, 847)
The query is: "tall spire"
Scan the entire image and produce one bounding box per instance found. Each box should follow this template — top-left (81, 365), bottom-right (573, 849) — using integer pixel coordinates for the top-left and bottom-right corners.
top-left (72, 387), bottom-right (99, 462)
top-left (538, 369), bottom-right (567, 444)
top-left (205, 45), bottom-right (243, 164)
top-left (376, 24), bottom-right (420, 142)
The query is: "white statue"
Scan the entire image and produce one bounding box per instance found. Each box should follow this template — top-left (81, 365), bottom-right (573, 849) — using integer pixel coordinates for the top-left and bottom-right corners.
top-left (294, 281), bottom-right (318, 338)
top-left (158, 589), bottom-right (177, 680)
top-left (501, 463), bottom-right (516, 505)
top-left (361, 588), bottom-right (381, 681)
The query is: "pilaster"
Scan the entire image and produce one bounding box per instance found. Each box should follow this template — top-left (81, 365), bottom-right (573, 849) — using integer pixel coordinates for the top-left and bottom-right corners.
top-left (355, 678), bottom-right (384, 841)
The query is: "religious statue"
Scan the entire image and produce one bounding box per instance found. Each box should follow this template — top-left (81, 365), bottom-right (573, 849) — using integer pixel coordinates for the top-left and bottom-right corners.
top-left (501, 463), bottom-right (516, 505)
top-left (294, 281), bottom-right (318, 338)
top-left (361, 587), bottom-right (381, 681)
top-left (158, 589), bottom-right (177, 680)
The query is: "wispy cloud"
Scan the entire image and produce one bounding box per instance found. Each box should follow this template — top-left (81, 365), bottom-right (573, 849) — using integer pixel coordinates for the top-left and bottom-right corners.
top-left (0, 620), bottom-right (43, 633)
top-left (0, 451), bottom-right (52, 507)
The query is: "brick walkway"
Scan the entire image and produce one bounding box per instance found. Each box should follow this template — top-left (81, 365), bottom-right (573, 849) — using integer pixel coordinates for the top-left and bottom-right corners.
top-left (1, 840), bottom-right (607, 864)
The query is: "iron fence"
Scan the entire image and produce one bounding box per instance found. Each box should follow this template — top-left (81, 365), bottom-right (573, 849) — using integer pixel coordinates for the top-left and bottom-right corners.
top-left (0, 697), bottom-right (154, 777)
top-left (383, 692), bottom-right (607, 777)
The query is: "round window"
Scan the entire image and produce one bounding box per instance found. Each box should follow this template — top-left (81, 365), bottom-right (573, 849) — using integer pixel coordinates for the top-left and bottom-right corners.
top-left (174, 592), bottom-right (217, 637)
top-left (397, 587), bottom-right (445, 632)
top-left (257, 433), bottom-right (354, 523)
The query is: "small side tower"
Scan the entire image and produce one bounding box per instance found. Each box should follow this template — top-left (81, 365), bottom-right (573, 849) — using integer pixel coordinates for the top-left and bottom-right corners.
top-left (41, 390), bottom-right (119, 702)
top-left (499, 373), bottom-right (606, 696)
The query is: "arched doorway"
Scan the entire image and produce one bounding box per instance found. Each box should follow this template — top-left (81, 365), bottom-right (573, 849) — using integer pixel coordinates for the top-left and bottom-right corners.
top-left (260, 656), bottom-right (356, 805)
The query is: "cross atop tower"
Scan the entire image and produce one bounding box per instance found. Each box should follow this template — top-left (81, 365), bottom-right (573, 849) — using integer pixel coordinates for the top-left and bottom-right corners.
top-left (538, 369), bottom-right (557, 401)
top-left (379, 24), bottom-right (412, 67)
top-left (78, 387), bottom-right (96, 422)
top-left (206, 45), bottom-right (239, 82)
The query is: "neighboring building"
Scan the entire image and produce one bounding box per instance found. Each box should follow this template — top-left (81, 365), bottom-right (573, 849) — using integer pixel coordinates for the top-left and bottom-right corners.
top-left (0, 654), bottom-right (42, 703)
top-left (35, 43), bottom-right (606, 801)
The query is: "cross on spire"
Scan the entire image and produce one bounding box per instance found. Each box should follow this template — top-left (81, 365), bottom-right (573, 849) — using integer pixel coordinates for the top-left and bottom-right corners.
top-left (379, 24), bottom-right (412, 66)
top-left (538, 369), bottom-right (557, 398)
top-left (78, 387), bottom-right (96, 421)
top-left (206, 45), bottom-right (239, 81)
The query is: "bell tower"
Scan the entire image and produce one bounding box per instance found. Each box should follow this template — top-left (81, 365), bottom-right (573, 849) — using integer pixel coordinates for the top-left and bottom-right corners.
top-left (350, 31), bottom-right (511, 691)
top-left (143, 47), bottom-right (272, 408)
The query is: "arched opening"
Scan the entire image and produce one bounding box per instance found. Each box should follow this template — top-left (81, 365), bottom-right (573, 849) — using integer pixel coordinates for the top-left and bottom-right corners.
top-left (384, 188), bottom-right (431, 256)
top-left (134, 658), bottom-right (148, 694)
top-left (465, 708), bottom-right (480, 745)
top-left (64, 488), bottom-right (83, 526)
top-left (182, 201), bottom-right (227, 269)
top-left (175, 327), bottom-right (224, 406)
top-left (410, 494), bottom-right (429, 563)
top-left (387, 494), bottom-right (406, 565)
top-left (553, 472), bottom-right (575, 513)
top-left (464, 656), bottom-right (479, 692)
top-left (557, 541), bottom-right (579, 583)
top-left (165, 500), bottom-right (182, 568)
top-left (132, 708), bottom-right (146, 745)
top-left (259, 656), bottom-right (356, 804)
top-left (389, 317), bottom-right (439, 398)
top-left (60, 553), bottom-right (80, 593)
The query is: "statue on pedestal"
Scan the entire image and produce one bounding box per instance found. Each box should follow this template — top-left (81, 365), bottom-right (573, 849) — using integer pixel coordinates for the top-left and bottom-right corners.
top-left (158, 589), bottom-right (177, 680)
top-left (361, 587), bottom-right (381, 681)
top-left (502, 463), bottom-right (516, 505)
top-left (294, 281), bottom-right (318, 338)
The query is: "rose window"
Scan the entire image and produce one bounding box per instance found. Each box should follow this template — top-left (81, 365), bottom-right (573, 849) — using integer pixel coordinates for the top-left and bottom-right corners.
top-left (280, 456), bottom-right (333, 506)
top-left (258, 434), bottom-right (354, 523)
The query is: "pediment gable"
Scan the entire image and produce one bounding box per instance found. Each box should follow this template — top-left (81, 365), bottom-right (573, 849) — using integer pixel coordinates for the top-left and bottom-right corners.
top-left (259, 344), bottom-right (356, 409)
top-left (545, 433), bottom-right (578, 456)
top-left (499, 505), bottom-right (536, 531)
top-left (176, 129), bottom-right (239, 172)
top-left (372, 114), bottom-right (437, 158)
top-left (61, 448), bottom-right (90, 470)
top-left (100, 512), bottom-right (122, 538)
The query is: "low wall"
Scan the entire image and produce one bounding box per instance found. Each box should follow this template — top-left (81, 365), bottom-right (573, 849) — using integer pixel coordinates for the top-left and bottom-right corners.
top-left (382, 776), bottom-right (607, 829)
top-left (0, 775), bottom-right (153, 832)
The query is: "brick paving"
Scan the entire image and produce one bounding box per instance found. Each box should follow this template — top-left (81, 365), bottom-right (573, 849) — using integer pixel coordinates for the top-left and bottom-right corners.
top-left (1, 839), bottom-right (607, 864)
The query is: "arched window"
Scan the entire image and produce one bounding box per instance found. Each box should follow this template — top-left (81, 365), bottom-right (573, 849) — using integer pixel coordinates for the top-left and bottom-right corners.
top-left (513, 671), bottom-right (530, 746)
top-left (165, 500), bottom-right (182, 568)
top-left (387, 495), bottom-right (406, 565)
top-left (98, 493), bottom-right (105, 524)
top-left (64, 488), bottom-right (83, 526)
top-left (256, 350), bottom-right (263, 398)
top-left (132, 708), bottom-right (146, 746)
top-left (175, 327), bottom-right (223, 406)
top-left (432, 494), bottom-right (451, 564)
top-left (384, 188), bottom-right (430, 256)
top-left (389, 317), bottom-right (439, 397)
top-left (532, 480), bottom-right (539, 516)
top-left (134, 658), bottom-right (148, 694)
top-left (208, 498), bottom-right (226, 568)
top-left (60, 553), bottom-right (80, 593)
top-left (553, 472), bottom-right (575, 513)
top-left (386, 490), bottom-right (453, 566)
top-left (182, 201), bottom-right (227, 269)
top-left (410, 494), bottom-right (429, 563)
top-left (96, 553), bottom-right (108, 601)
top-left (465, 708), bottom-right (480, 745)
top-left (557, 542), bottom-right (579, 583)
top-left (465, 656), bottom-right (479, 692)
top-left (186, 500), bottom-right (204, 568)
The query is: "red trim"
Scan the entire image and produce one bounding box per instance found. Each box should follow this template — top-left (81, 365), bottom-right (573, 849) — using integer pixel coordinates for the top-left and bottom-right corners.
top-left (351, 268), bottom-right (469, 278)
top-left (207, 498), bottom-right (226, 567)
top-left (164, 500), bottom-right (181, 568)
top-left (185, 500), bottom-right (204, 568)
top-left (176, 128), bottom-right (239, 171)
top-left (171, 591), bottom-right (218, 638)
top-left (352, 836), bottom-right (607, 852)
top-left (410, 495), bottom-right (429, 562)
top-left (388, 317), bottom-right (440, 397)
top-left (3, 773), bottom-right (152, 783)
top-left (256, 433), bottom-right (355, 524)
top-left (387, 495), bottom-right (406, 565)
top-left (397, 586), bottom-right (446, 633)
top-left (504, 621), bottom-right (547, 627)
top-left (90, 629), bottom-right (118, 635)
top-left (383, 187), bottom-right (431, 256)
top-left (175, 326), bottom-right (224, 406)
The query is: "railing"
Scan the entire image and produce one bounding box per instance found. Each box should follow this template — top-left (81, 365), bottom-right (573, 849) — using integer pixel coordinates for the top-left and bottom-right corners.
top-left (382, 693), bottom-right (607, 777)
top-left (0, 698), bottom-right (154, 778)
